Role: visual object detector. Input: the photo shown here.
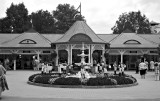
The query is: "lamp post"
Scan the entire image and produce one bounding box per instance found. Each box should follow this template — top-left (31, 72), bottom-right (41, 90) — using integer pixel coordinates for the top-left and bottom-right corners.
top-left (135, 21), bottom-right (139, 34)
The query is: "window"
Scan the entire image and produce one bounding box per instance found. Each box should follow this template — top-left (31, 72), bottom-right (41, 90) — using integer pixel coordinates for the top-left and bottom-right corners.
top-left (19, 39), bottom-right (36, 44)
top-left (124, 40), bottom-right (141, 44)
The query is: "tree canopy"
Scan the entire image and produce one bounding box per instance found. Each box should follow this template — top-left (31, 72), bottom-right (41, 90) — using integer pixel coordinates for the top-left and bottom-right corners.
top-left (53, 4), bottom-right (85, 33)
top-left (31, 10), bottom-right (55, 33)
top-left (111, 11), bottom-right (151, 34)
top-left (6, 3), bottom-right (29, 33)
top-left (0, 3), bottom-right (85, 34)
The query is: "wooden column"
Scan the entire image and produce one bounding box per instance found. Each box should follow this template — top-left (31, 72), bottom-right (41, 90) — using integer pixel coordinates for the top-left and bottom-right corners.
top-left (118, 50), bottom-right (126, 63)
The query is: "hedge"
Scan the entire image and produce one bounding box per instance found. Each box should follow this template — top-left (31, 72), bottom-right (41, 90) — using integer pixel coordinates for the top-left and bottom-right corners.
top-left (28, 73), bottom-right (137, 86)
top-left (54, 77), bottom-right (81, 85)
top-left (87, 77), bottom-right (117, 86)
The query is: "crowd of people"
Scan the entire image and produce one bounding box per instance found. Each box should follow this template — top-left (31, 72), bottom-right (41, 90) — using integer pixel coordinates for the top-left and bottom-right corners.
top-left (56, 60), bottom-right (127, 77)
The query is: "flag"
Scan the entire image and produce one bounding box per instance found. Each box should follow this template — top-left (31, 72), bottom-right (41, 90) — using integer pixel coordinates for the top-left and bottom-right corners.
top-left (76, 2), bottom-right (81, 14)
top-left (73, 3), bottom-right (81, 18)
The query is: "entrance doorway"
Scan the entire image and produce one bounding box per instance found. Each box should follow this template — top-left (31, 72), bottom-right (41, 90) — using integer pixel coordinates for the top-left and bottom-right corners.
top-left (16, 55), bottom-right (34, 70)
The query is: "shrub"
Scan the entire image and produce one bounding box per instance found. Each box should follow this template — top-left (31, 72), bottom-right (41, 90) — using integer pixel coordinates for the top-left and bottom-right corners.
top-left (109, 76), bottom-right (134, 85)
top-left (28, 73), bottom-right (61, 82)
top-left (28, 73), bottom-right (41, 82)
top-left (34, 75), bottom-right (57, 84)
top-left (54, 77), bottom-right (81, 85)
top-left (87, 77), bottom-right (117, 86)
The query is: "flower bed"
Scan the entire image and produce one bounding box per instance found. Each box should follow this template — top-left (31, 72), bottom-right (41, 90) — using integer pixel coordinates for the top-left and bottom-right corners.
top-left (28, 73), bottom-right (138, 88)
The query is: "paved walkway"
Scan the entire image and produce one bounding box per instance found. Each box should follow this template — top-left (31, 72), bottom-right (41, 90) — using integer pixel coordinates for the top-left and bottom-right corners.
top-left (1, 70), bottom-right (160, 101)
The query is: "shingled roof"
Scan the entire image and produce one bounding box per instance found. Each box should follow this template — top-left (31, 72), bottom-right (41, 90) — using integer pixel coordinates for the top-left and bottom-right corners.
top-left (110, 32), bottom-right (158, 48)
top-left (54, 21), bottom-right (107, 44)
top-left (0, 28), bottom-right (51, 48)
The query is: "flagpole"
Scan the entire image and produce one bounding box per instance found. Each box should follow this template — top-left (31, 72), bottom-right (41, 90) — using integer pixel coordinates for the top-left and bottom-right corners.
top-left (80, 2), bottom-right (81, 17)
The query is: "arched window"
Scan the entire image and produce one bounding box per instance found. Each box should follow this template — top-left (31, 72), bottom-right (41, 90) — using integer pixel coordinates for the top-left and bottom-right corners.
top-left (124, 40), bottom-right (141, 44)
top-left (69, 33), bottom-right (92, 43)
top-left (19, 39), bottom-right (36, 44)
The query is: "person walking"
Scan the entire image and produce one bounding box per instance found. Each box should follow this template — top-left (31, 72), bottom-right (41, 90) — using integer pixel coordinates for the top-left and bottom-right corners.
top-left (0, 61), bottom-right (9, 99)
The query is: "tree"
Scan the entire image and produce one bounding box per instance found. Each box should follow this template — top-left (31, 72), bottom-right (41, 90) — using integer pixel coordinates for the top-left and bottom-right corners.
top-left (0, 17), bottom-right (11, 33)
top-left (31, 10), bottom-right (56, 33)
top-left (5, 3), bottom-right (30, 33)
top-left (53, 4), bottom-right (85, 34)
top-left (111, 11), bottom-right (151, 34)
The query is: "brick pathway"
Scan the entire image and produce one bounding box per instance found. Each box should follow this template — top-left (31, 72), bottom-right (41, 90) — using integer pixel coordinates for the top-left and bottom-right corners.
top-left (1, 70), bottom-right (160, 101)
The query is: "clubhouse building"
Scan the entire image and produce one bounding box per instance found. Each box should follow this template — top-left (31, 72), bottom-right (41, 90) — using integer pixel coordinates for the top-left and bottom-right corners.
top-left (0, 21), bottom-right (159, 70)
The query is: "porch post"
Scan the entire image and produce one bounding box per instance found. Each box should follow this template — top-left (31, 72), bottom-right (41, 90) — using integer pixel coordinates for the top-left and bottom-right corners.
top-left (67, 44), bottom-right (70, 64)
top-left (88, 44), bottom-right (91, 65)
top-left (90, 45), bottom-right (94, 65)
top-left (102, 49), bottom-right (105, 62)
top-left (56, 49), bottom-right (59, 66)
top-left (35, 50), bottom-right (42, 62)
top-left (71, 44), bottom-right (73, 64)
top-left (119, 50), bottom-right (126, 63)
top-left (13, 60), bottom-right (16, 70)
top-left (11, 50), bottom-right (19, 71)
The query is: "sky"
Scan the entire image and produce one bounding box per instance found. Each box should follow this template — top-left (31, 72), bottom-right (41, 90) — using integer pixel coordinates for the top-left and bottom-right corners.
top-left (1, 0), bottom-right (160, 34)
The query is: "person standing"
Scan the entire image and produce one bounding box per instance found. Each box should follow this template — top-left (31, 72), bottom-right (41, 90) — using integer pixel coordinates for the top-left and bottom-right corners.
top-left (154, 62), bottom-right (159, 81)
top-left (118, 63), bottom-right (126, 76)
top-left (93, 60), bottom-right (98, 73)
top-left (4, 58), bottom-right (10, 70)
top-left (113, 61), bottom-right (117, 75)
top-left (150, 60), bottom-right (155, 71)
top-left (0, 61), bottom-right (9, 99)
top-left (135, 58), bottom-right (140, 74)
top-left (139, 58), bottom-right (147, 79)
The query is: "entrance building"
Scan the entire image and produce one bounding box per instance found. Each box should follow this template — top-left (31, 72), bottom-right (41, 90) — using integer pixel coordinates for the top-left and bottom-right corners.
top-left (0, 21), bottom-right (159, 70)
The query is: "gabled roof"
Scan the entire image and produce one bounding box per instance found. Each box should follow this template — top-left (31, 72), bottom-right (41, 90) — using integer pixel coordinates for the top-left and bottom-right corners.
top-left (110, 32), bottom-right (158, 48)
top-left (1, 28), bottom-right (51, 48)
top-left (54, 21), bottom-right (107, 44)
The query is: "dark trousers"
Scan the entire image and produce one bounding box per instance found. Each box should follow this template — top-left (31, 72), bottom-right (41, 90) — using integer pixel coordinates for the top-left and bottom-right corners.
top-left (136, 66), bottom-right (139, 73)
